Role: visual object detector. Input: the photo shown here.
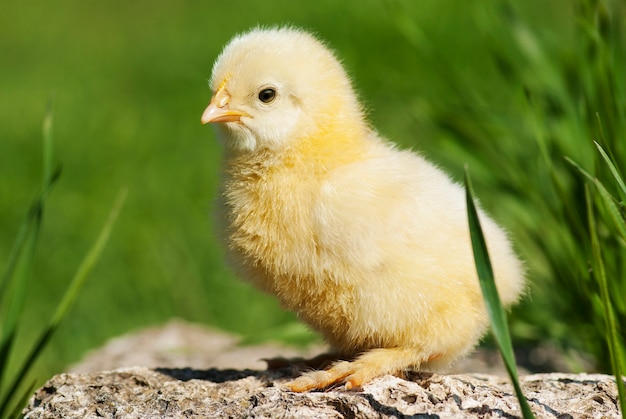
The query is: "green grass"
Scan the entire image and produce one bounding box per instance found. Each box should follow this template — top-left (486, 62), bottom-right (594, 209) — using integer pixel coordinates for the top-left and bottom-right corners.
top-left (0, 104), bottom-right (60, 418)
top-left (0, 105), bottom-right (126, 418)
top-left (1, 0), bottom-right (625, 408)
top-left (465, 167), bottom-right (535, 419)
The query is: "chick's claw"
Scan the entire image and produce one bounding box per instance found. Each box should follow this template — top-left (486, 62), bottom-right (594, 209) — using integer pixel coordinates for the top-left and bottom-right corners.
top-left (286, 348), bottom-right (426, 392)
top-left (286, 361), bottom-right (354, 392)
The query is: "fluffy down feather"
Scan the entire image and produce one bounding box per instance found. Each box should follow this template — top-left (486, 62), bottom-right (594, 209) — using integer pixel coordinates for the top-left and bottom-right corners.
top-left (201, 27), bottom-right (525, 391)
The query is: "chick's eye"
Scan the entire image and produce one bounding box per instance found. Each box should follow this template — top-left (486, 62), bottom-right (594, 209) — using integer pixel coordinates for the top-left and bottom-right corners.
top-left (258, 88), bottom-right (276, 103)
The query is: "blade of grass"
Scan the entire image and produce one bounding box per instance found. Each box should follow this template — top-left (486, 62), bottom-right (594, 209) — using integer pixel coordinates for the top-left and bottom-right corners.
top-left (566, 156), bottom-right (626, 243)
top-left (0, 204), bottom-right (38, 303)
top-left (464, 166), bottom-right (535, 419)
top-left (0, 98), bottom-right (54, 302)
top-left (0, 205), bottom-right (41, 396)
top-left (0, 188), bottom-right (127, 418)
top-left (0, 104), bottom-right (60, 397)
top-left (594, 180), bottom-right (626, 244)
top-left (595, 140), bottom-right (626, 201)
top-left (586, 186), bottom-right (626, 418)
top-left (0, 163), bottom-right (62, 299)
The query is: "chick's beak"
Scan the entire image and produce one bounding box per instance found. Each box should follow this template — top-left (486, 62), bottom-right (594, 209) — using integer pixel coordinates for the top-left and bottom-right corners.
top-left (201, 87), bottom-right (250, 124)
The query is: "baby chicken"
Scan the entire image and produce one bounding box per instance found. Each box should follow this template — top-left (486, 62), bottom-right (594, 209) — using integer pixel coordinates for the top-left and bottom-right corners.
top-left (201, 27), bottom-right (525, 392)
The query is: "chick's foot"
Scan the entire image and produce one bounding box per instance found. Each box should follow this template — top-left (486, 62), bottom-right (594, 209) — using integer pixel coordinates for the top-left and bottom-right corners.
top-left (285, 347), bottom-right (429, 392)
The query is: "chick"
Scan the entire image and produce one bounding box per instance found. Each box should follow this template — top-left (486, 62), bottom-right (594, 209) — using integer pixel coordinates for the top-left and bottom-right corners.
top-left (201, 27), bottom-right (525, 392)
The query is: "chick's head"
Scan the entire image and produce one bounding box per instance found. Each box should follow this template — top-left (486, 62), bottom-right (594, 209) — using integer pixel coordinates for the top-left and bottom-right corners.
top-left (202, 27), bottom-right (365, 153)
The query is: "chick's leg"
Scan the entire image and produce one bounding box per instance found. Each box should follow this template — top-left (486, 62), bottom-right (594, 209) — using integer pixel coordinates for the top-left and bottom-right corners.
top-left (286, 347), bottom-right (433, 392)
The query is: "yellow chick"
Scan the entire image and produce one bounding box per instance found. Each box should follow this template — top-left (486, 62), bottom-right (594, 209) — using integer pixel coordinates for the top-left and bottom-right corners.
top-left (201, 27), bottom-right (525, 392)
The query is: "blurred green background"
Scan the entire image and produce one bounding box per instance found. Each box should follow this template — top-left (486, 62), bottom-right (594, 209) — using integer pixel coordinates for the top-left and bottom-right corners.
top-left (1, 0), bottom-right (625, 384)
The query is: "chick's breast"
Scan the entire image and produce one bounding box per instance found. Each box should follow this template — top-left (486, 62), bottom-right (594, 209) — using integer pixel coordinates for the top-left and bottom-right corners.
top-left (216, 147), bottom-right (355, 341)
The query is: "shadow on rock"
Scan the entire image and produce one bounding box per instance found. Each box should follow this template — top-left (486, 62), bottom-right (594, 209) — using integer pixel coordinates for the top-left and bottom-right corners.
top-left (155, 365), bottom-right (299, 384)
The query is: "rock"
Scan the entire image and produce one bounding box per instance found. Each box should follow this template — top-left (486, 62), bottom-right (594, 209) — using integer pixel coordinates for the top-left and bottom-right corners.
top-left (25, 320), bottom-right (610, 417)
top-left (24, 366), bottom-right (623, 418)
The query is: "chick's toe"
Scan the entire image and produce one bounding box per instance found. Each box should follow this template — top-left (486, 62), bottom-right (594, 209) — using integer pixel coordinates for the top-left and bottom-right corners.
top-left (287, 348), bottom-right (431, 392)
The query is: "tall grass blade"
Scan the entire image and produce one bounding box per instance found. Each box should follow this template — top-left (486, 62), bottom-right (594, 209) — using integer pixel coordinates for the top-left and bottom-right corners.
top-left (594, 181), bottom-right (626, 244)
top-left (0, 187), bottom-right (127, 418)
top-left (566, 156), bottom-right (626, 243)
top-left (0, 205), bottom-right (37, 304)
top-left (586, 186), bottom-right (626, 418)
top-left (564, 156), bottom-right (594, 183)
top-left (594, 141), bottom-right (626, 201)
top-left (0, 99), bottom-right (56, 302)
top-left (0, 104), bottom-right (60, 399)
top-left (0, 207), bottom-right (41, 395)
top-left (464, 166), bottom-right (535, 419)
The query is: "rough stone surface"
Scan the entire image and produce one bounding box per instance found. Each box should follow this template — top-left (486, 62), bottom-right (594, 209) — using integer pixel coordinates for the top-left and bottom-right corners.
top-left (23, 320), bottom-right (611, 418)
top-left (24, 366), bottom-right (623, 418)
